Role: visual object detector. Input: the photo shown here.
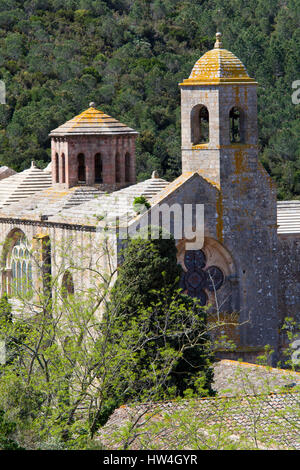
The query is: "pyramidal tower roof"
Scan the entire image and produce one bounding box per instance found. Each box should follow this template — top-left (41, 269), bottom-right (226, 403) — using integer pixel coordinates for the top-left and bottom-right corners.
top-left (180, 32), bottom-right (257, 86)
top-left (0, 161), bottom-right (52, 209)
top-left (49, 103), bottom-right (138, 137)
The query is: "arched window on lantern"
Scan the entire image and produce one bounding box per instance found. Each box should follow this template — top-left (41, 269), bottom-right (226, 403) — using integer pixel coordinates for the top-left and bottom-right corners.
top-left (229, 107), bottom-right (243, 143)
top-left (125, 153), bottom-right (131, 182)
top-left (115, 152), bottom-right (121, 183)
top-left (61, 153), bottom-right (66, 184)
top-left (55, 153), bottom-right (59, 183)
top-left (191, 104), bottom-right (209, 145)
top-left (95, 153), bottom-right (103, 183)
top-left (2, 230), bottom-right (33, 298)
top-left (78, 153), bottom-right (86, 183)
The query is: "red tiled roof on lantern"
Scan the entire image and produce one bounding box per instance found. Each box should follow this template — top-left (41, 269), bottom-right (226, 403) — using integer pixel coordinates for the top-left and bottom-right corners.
top-left (49, 103), bottom-right (138, 136)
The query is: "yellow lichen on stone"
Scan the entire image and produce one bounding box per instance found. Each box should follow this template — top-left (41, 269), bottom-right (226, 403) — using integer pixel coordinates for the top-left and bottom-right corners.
top-left (234, 150), bottom-right (247, 175)
top-left (180, 34), bottom-right (257, 86)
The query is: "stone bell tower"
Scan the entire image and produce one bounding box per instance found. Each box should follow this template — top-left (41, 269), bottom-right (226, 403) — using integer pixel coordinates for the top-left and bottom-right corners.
top-left (49, 103), bottom-right (138, 191)
top-left (179, 34), bottom-right (279, 362)
top-left (180, 32), bottom-right (258, 184)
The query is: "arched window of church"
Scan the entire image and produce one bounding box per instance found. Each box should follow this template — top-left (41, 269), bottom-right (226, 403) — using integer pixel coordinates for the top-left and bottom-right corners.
top-left (78, 153), bottom-right (86, 183)
top-left (229, 107), bottom-right (242, 143)
top-left (125, 153), bottom-right (130, 182)
top-left (61, 153), bottom-right (66, 184)
top-left (8, 235), bottom-right (33, 297)
top-left (41, 236), bottom-right (51, 297)
top-left (55, 153), bottom-right (59, 183)
top-left (115, 152), bottom-right (121, 183)
top-left (95, 153), bottom-right (103, 183)
top-left (62, 270), bottom-right (74, 298)
top-left (191, 104), bottom-right (209, 145)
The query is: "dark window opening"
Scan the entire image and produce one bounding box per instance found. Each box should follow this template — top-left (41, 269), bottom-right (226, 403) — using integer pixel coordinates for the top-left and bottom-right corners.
top-left (78, 153), bottom-right (86, 183)
top-left (116, 153), bottom-right (121, 183)
top-left (42, 236), bottom-right (52, 299)
top-left (125, 153), bottom-right (130, 182)
top-left (95, 153), bottom-right (103, 183)
top-left (191, 105), bottom-right (209, 145)
top-left (55, 153), bottom-right (59, 183)
top-left (61, 153), bottom-right (65, 184)
top-left (62, 270), bottom-right (74, 298)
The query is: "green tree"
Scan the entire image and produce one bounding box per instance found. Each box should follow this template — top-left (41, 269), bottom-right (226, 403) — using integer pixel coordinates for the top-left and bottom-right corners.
top-left (108, 231), bottom-right (214, 400)
top-left (0, 233), bottom-right (214, 449)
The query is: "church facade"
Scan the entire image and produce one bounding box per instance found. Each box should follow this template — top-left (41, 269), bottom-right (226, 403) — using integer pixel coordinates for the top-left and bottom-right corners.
top-left (0, 33), bottom-right (299, 364)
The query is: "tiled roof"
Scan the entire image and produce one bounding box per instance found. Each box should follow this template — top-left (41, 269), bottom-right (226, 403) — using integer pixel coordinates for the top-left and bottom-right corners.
top-left (50, 176), bottom-right (169, 225)
top-left (212, 360), bottom-right (300, 395)
top-left (0, 186), bottom-right (105, 220)
top-left (0, 174), bottom-right (169, 225)
top-left (49, 105), bottom-right (138, 137)
top-left (98, 361), bottom-right (300, 450)
top-left (99, 392), bottom-right (299, 450)
top-left (277, 200), bottom-right (300, 234)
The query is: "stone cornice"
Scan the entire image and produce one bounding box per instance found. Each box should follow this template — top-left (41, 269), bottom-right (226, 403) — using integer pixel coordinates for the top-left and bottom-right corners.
top-left (0, 217), bottom-right (97, 232)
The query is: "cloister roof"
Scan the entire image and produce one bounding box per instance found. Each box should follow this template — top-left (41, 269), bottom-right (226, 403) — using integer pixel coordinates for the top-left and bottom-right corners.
top-left (0, 162), bottom-right (51, 210)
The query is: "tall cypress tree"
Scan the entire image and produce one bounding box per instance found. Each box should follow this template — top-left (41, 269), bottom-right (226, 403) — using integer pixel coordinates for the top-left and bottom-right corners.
top-left (107, 229), bottom-right (214, 401)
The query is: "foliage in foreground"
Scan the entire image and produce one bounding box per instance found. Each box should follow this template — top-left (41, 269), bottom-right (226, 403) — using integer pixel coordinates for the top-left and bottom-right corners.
top-left (100, 356), bottom-right (300, 450)
top-left (0, 233), bottom-right (213, 449)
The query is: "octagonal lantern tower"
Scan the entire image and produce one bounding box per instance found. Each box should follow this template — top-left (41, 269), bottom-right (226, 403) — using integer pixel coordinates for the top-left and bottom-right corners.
top-left (49, 103), bottom-right (138, 191)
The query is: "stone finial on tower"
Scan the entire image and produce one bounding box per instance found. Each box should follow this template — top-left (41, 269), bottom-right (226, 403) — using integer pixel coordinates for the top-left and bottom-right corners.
top-left (89, 102), bottom-right (96, 108)
top-left (214, 32), bottom-right (222, 49)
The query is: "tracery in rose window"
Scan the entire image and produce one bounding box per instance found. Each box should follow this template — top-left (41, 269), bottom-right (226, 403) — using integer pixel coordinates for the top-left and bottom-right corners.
top-left (180, 249), bottom-right (224, 306)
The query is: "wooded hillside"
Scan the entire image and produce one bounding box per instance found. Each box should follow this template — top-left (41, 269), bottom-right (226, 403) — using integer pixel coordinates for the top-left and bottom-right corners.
top-left (0, 0), bottom-right (299, 199)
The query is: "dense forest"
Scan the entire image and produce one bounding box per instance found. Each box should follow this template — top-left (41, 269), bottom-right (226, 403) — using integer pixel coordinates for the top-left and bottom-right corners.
top-left (0, 0), bottom-right (299, 199)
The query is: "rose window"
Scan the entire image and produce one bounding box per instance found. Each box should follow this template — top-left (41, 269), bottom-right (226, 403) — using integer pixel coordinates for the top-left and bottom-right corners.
top-left (180, 249), bottom-right (224, 306)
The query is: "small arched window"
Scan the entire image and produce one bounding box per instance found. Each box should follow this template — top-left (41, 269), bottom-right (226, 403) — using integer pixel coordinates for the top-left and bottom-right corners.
top-left (55, 153), bottom-right (59, 183)
top-left (115, 152), bottom-right (121, 183)
top-left (95, 153), bottom-right (103, 183)
top-left (125, 153), bottom-right (130, 182)
top-left (191, 104), bottom-right (209, 145)
top-left (62, 270), bottom-right (74, 298)
top-left (78, 153), bottom-right (86, 183)
top-left (61, 153), bottom-right (66, 184)
top-left (229, 107), bottom-right (242, 143)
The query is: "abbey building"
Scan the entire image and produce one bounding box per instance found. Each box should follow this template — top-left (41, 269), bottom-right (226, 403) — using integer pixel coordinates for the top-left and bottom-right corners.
top-left (0, 33), bottom-right (298, 364)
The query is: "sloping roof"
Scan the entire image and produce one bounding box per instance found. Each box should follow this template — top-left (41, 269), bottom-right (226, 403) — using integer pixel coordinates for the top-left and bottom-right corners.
top-left (212, 360), bottom-right (300, 395)
top-left (49, 175), bottom-right (170, 225)
top-left (180, 33), bottom-right (256, 86)
top-left (98, 360), bottom-right (300, 450)
top-left (99, 392), bottom-right (299, 450)
top-left (0, 186), bottom-right (105, 220)
top-left (277, 201), bottom-right (300, 234)
top-left (150, 171), bottom-right (219, 207)
top-left (49, 104), bottom-right (138, 137)
top-left (0, 162), bottom-right (52, 209)
top-left (0, 166), bottom-right (16, 180)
